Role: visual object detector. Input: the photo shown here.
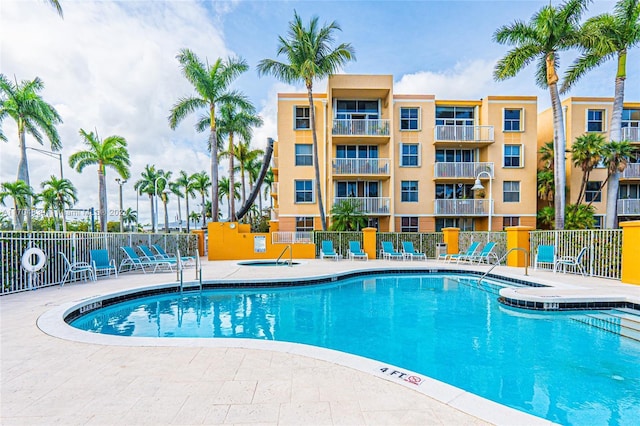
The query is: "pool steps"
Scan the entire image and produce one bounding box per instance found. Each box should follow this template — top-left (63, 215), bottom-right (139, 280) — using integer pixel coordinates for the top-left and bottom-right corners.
top-left (571, 308), bottom-right (640, 342)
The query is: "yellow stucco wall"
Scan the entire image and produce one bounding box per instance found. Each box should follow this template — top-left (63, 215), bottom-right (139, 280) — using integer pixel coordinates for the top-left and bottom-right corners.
top-left (620, 221), bottom-right (640, 285)
top-left (207, 222), bottom-right (316, 260)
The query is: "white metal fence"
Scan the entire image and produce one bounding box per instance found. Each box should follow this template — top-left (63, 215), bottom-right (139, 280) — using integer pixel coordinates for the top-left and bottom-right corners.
top-left (434, 199), bottom-right (491, 215)
top-left (332, 158), bottom-right (390, 175)
top-left (332, 119), bottom-right (390, 136)
top-left (434, 125), bottom-right (494, 142)
top-left (333, 197), bottom-right (391, 214)
top-left (271, 232), bottom-right (314, 244)
top-left (1, 231), bottom-right (198, 294)
top-left (529, 229), bottom-right (622, 279)
top-left (434, 162), bottom-right (494, 179)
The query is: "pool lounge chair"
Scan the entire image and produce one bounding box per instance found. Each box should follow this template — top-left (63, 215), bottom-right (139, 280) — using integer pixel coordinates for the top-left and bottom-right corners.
top-left (151, 244), bottom-right (196, 266)
top-left (381, 241), bottom-right (404, 260)
top-left (59, 252), bottom-right (95, 286)
top-left (534, 245), bottom-right (556, 270)
top-left (347, 241), bottom-right (368, 261)
top-left (554, 246), bottom-right (587, 275)
top-left (402, 241), bottom-right (426, 261)
top-left (119, 246), bottom-right (174, 273)
top-left (445, 241), bottom-right (481, 263)
top-left (465, 241), bottom-right (498, 264)
top-left (320, 240), bottom-right (340, 261)
top-left (139, 244), bottom-right (173, 262)
top-left (90, 249), bottom-right (118, 279)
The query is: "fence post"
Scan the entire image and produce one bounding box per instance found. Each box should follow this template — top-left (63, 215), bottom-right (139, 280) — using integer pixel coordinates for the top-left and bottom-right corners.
top-left (505, 226), bottom-right (533, 267)
top-left (362, 227), bottom-right (377, 259)
top-left (442, 227), bottom-right (459, 255)
top-left (620, 221), bottom-right (640, 285)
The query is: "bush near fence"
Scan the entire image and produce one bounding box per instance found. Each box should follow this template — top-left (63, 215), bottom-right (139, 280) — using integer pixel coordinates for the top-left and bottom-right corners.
top-left (1, 232), bottom-right (198, 294)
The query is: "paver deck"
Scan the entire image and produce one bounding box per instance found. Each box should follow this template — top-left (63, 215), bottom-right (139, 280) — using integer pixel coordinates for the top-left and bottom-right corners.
top-left (2, 258), bottom-right (639, 425)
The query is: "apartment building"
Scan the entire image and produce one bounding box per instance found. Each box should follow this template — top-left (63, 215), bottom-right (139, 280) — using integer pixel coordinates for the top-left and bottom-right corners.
top-left (537, 98), bottom-right (640, 227)
top-left (272, 74), bottom-right (538, 232)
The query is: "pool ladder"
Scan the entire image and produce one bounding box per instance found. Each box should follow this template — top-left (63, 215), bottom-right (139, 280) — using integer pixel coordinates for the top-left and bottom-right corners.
top-left (276, 245), bottom-right (293, 267)
top-left (478, 247), bottom-right (529, 285)
top-left (177, 248), bottom-right (202, 291)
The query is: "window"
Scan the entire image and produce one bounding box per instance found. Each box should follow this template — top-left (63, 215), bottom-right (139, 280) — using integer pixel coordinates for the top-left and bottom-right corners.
top-left (401, 181), bottom-right (418, 202)
top-left (335, 100), bottom-right (379, 119)
top-left (622, 108), bottom-right (640, 141)
top-left (587, 109), bottom-right (604, 132)
top-left (336, 181), bottom-right (379, 198)
top-left (593, 216), bottom-right (603, 229)
top-left (336, 145), bottom-right (378, 158)
top-left (295, 217), bottom-right (314, 231)
top-left (295, 106), bottom-right (310, 129)
top-left (435, 106), bottom-right (474, 125)
top-left (295, 144), bottom-right (313, 166)
top-left (503, 217), bottom-right (520, 229)
top-left (401, 217), bottom-right (419, 232)
top-left (400, 143), bottom-right (420, 166)
top-left (503, 145), bottom-right (522, 167)
top-left (435, 218), bottom-right (474, 232)
top-left (400, 107), bottom-right (419, 130)
top-left (503, 181), bottom-right (520, 202)
top-left (504, 109), bottom-right (522, 131)
top-left (586, 181), bottom-right (602, 202)
top-left (435, 149), bottom-right (475, 163)
top-left (295, 180), bottom-right (313, 203)
top-left (435, 183), bottom-right (474, 199)
top-left (619, 183), bottom-right (640, 199)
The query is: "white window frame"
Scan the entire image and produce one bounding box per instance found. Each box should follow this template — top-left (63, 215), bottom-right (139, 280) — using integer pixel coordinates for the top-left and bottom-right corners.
top-left (503, 108), bottom-right (524, 132)
top-left (586, 109), bottom-right (606, 133)
top-left (400, 143), bottom-right (421, 167)
top-left (295, 216), bottom-right (314, 232)
top-left (401, 180), bottom-right (419, 202)
top-left (295, 144), bottom-right (313, 166)
top-left (400, 107), bottom-right (420, 131)
top-left (400, 216), bottom-right (419, 232)
top-left (503, 181), bottom-right (520, 203)
top-left (503, 144), bottom-right (524, 168)
top-left (294, 180), bottom-right (314, 203)
top-left (502, 216), bottom-right (520, 229)
top-left (294, 106), bottom-right (311, 130)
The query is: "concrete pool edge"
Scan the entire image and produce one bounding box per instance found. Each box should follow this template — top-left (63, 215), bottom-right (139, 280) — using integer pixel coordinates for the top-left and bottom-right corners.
top-left (37, 296), bottom-right (551, 426)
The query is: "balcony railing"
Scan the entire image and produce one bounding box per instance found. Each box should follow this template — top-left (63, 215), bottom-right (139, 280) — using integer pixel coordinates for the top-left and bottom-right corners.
top-left (434, 162), bottom-right (494, 179)
top-left (271, 182), bottom-right (279, 196)
top-left (434, 125), bottom-right (494, 143)
top-left (271, 155), bottom-right (278, 169)
top-left (434, 199), bottom-right (492, 216)
top-left (332, 158), bottom-right (390, 175)
top-left (621, 163), bottom-right (640, 179)
top-left (622, 127), bottom-right (640, 143)
top-left (332, 119), bottom-right (390, 136)
top-left (617, 199), bottom-right (640, 216)
top-left (333, 197), bottom-right (390, 214)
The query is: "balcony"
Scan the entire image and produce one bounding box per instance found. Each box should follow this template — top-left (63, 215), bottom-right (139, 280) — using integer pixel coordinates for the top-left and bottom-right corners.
top-left (332, 158), bottom-right (390, 175)
top-left (271, 182), bottom-right (278, 197)
top-left (434, 125), bottom-right (494, 145)
top-left (434, 162), bottom-right (494, 179)
top-left (622, 127), bottom-right (640, 143)
top-left (622, 163), bottom-right (640, 179)
top-left (333, 197), bottom-right (390, 215)
top-left (271, 155), bottom-right (278, 170)
top-left (434, 199), bottom-right (492, 216)
top-left (618, 199), bottom-right (640, 216)
top-left (332, 119), bottom-right (390, 137)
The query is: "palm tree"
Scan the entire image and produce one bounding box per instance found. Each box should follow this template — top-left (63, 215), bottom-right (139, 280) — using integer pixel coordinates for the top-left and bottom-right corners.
top-left (122, 207), bottom-right (137, 232)
top-left (191, 171), bottom-right (211, 229)
top-left (330, 199), bottom-right (367, 231)
top-left (0, 180), bottom-right (35, 230)
top-left (0, 74), bottom-right (62, 229)
top-left (213, 103), bottom-right (263, 221)
top-left (263, 168), bottom-right (275, 210)
top-left (69, 129), bottom-right (130, 232)
top-left (537, 169), bottom-right (556, 203)
top-left (562, 0), bottom-right (640, 227)
top-left (493, 0), bottom-right (590, 229)
top-left (169, 49), bottom-right (251, 224)
top-left (157, 170), bottom-right (172, 233)
top-left (538, 140), bottom-right (556, 170)
top-left (232, 141), bottom-right (264, 210)
top-left (245, 155), bottom-right (265, 215)
top-left (174, 171), bottom-right (197, 232)
top-left (218, 176), bottom-right (241, 219)
top-left (189, 211), bottom-right (201, 229)
top-left (571, 133), bottom-right (606, 204)
top-left (134, 165), bottom-right (161, 233)
top-left (39, 187), bottom-right (59, 230)
top-left (257, 11), bottom-right (356, 230)
top-left (44, 0), bottom-right (63, 17)
top-left (40, 175), bottom-right (77, 231)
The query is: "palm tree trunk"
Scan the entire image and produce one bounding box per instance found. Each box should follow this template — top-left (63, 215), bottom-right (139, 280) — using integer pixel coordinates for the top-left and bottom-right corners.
top-left (177, 195), bottom-right (183, 232)
top-left (17, 126), bottom-right (32, 231)
top-left (228, 133), bottom-right (236, 222)
top-left (149, 195), bottom-right (155, 233)
top-left (201, 193), bottom-right (206, 228)
top-left (307, 87), bottom-right (327, 230)
top-left (98, 166), bottom-right (108, 232)
top-left (61, 204), bottom-right (67, 232)
top-left (606, 66), bottom-right (626, 228)
top-left (163, 200), bottom-right (169, 233)
top-left (547, 56), bottom-right (566, 230)
top-left (210, 106), bottom-right (219, 224)
top-left (185, 194), bottom-right (191, 233)
top-left (240, 165), bottom-right (247, 208)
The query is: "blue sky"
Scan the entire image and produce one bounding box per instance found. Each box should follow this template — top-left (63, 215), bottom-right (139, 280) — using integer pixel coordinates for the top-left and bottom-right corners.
top-left (1, 0), bottom-right (638, 225)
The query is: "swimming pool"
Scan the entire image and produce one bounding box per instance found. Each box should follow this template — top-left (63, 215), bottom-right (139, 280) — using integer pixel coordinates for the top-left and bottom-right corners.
top-left (69, 273), bottom-right (640, 425)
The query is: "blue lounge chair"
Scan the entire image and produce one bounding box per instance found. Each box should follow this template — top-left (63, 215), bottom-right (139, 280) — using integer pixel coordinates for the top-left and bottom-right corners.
top-left (402, 241), bottom-right (426, 261)
top-left (151, 244), bottom-right (196, 266)
top-left (320, 240), bottom-right (340, 260)
top-left (381, 241), bottom-right (404, 260)
top-left (139, 244), bottom-right (172, 262)
top-left (554, 246), bottom-right (587, 275)
top-left (90, 249), bottom-right (118, 279)
top-left (348, 241), bottom-right (368, 261)
top-left (534, 245), bottom-right (556, 270)
top-left (465, 242), bottom-right (498, 264)
top-left (119, 246), bottom-right (173, 273)
top-left (445, 241), bottom-right (481, 263)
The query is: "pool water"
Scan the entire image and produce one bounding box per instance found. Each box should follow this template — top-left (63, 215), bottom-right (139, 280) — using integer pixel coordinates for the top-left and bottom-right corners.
top-left (71, 274), bottom-right (640, 425)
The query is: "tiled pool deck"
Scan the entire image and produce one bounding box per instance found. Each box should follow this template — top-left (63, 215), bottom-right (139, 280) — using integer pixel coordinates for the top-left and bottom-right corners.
top-left (2, 258), bottom-right (639, 425)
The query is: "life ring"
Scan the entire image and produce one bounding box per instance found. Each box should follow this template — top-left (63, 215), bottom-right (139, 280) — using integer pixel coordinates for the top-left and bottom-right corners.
top-left (22, 248), bottom-right (47, 272)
